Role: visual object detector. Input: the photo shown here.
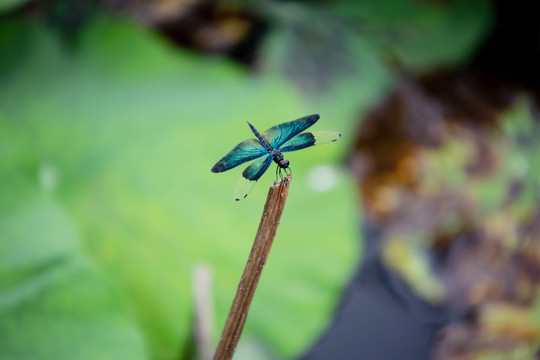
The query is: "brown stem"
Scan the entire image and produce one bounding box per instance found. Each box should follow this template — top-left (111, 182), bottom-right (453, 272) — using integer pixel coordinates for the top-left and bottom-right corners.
top-left (213, 174), bottom-right (292, 360)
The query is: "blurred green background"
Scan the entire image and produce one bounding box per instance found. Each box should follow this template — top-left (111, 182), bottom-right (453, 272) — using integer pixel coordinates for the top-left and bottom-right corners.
top-left (1, 0), bottom-right (538, 359)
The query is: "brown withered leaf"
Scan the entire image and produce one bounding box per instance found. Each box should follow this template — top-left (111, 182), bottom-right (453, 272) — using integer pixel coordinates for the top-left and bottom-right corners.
top-left (106, 0), bottom-right (266, 64)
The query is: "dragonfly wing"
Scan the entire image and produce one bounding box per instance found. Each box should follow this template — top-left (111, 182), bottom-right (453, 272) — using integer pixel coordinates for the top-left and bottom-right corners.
top-left (234, 154), bottom-right (273, 201)
top-left (280, 131), bottom-right (342, 152)
top-left (211, 139), bottom-right (267, 173)
top-left (262, 114), bottom-right (319, 149)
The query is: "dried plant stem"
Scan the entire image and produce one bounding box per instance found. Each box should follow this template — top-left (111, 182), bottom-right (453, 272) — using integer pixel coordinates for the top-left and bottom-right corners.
top-left (193, 264), bottom-right (215, 360)
top-left (213, 174), bottom-right (292, 360)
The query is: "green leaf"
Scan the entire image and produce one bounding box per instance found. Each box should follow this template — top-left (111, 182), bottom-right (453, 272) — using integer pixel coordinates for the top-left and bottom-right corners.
top-left (0, 194), bottom-right (148, 360)
top-left (1, 16), bottom-right (358, 359)
top-left (331, 0), bottom-right (493, 71)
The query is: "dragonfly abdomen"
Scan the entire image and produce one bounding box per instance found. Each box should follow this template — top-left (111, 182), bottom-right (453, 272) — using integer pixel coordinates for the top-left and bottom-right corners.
top-left (247, 121), bottom-right (273, 152)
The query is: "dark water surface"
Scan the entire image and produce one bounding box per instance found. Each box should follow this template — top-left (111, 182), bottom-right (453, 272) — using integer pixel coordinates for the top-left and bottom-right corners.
top-left (301, 224), bottom-right (460, 360)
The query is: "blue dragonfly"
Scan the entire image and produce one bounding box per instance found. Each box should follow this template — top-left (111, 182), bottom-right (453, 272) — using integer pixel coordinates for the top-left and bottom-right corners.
top-left (211, 114), bottom-right (341, 201)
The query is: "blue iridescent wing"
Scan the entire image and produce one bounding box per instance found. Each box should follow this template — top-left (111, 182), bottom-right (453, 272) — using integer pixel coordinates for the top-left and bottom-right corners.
top-left (211, 139), bottom-right (267, 173)
top-left (280, 131), bottom-right (342, 152)
top-left (234, 154), bottom-right (273, 201)
top-left (262, 114), bottom-right (319, 149)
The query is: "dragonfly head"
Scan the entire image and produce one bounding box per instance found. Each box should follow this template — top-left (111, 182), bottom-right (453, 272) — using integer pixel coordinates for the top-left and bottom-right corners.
top-left (278, 159), bottom-right (290, 168)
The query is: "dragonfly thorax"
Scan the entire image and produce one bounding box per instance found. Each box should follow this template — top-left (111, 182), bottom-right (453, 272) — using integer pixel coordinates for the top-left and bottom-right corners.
top-left (272, 149), bottom-right (289, 168)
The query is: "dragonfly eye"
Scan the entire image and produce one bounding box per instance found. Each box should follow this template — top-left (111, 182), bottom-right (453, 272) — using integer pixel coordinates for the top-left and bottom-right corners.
top-left (280, 159), bottom-right (290, 168)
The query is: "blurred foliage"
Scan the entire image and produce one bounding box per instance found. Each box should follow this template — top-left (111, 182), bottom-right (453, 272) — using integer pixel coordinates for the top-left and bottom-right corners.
top-left (352, 77), bottom-right (540, 358)
top-left (0, 15), bottom-right (358, 360)
top-left (0, 0), bottom-right (501, 359)
top-left (0, 0), bottom-right (29, 13)
top-left (0, 194), bottom-right (148, 360)
top-left (263, 0), bottom-right (491, 93)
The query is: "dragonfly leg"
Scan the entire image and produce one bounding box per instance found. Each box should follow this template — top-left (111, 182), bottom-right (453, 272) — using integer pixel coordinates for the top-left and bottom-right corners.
top-left (275, 166), bottom-right (291, 180)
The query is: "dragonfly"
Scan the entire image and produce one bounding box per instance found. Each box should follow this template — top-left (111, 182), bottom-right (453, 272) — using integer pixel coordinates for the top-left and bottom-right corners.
top-left (211, 114), bottom-right (342, 201)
